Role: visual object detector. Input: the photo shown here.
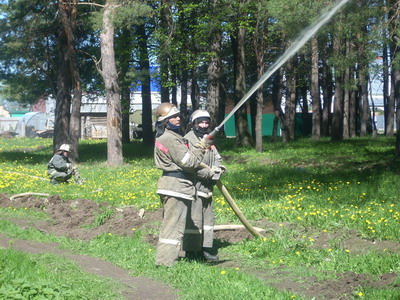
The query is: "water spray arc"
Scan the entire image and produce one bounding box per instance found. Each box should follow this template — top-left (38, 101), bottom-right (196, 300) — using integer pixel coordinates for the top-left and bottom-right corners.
top-left (208, 0), bottom-right (351, 238)
top-left (210, 0), bottom-right (351, 137)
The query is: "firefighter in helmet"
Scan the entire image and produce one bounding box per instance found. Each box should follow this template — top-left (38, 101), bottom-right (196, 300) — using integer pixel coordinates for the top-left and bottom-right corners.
top-left (47, 144), bottom-right (74, 184)
top-left (184, 109), bottom-right (225, 261)
top-left (154, 103), bottom-right (214, 267)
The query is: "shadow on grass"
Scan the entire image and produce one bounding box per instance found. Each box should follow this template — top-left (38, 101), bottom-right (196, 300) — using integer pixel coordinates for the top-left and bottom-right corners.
top-left (225, 161), bottom-right (400, 207)
top-left (0, 150), bottom-right (51, 165)
top-left (218, 135), bottom-right (396, 154)
top-left (0, 140), bottom-right (154, 165)
top-left (75, 141), bottom-right (154, 163)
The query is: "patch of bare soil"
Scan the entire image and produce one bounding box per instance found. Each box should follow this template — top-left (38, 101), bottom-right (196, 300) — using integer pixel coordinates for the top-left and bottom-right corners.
top-left (1, 193), bottom-right (399, 299)
top-left (0, 194), bottom-right (162, 240)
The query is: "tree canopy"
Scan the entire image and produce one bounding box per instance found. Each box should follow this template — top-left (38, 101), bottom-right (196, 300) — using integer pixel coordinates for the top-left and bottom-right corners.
top-left (1, 0), bottom-right (400, 158)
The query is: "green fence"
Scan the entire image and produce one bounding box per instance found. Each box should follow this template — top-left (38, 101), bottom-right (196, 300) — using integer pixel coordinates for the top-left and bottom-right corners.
top-left (223, 113), bottom-right (312, 137)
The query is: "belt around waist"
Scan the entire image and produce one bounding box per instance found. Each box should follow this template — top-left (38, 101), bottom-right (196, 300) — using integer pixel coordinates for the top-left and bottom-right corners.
top-left (163, 171), bottom-right (195, 181)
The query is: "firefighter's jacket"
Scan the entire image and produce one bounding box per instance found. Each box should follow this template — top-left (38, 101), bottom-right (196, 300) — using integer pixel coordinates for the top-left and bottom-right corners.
top-left (155, 128), bottom-right (205, 201)
top-left (184, 130), bottom-right (222, 199)
top-left (47, 153), bottom-right (71, 177)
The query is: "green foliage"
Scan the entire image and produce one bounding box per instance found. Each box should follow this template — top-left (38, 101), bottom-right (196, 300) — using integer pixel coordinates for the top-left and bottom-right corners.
top-left (84, 207), bottom-right (115, 228)
top-left (89, 1), bottom-right (153, 30)
top-left (0, 249), bottom-right (123, 299)
top-left (0, 0), bottom-right (59, 103)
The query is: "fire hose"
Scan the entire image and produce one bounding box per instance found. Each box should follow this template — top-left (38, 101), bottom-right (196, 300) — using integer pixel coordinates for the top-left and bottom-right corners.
top-left (199, 162), bottom-right (264, 238)
top-left (215, 180), bottom-right (265, 238)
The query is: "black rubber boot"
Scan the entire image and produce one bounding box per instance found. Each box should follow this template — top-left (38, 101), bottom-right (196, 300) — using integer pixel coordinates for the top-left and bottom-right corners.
top-left (185, 251), bottom-right (202, 260)
top-left (202, 248), bottom-right (219, 262)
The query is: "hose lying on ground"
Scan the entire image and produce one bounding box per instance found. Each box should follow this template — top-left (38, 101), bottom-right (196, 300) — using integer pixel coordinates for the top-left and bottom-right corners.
top-left (216, 180), bottom-right (265, 238)
top-left (10, 192), bottom-right (50, 201)
top-left (213, 224), bottom-right (266, 233)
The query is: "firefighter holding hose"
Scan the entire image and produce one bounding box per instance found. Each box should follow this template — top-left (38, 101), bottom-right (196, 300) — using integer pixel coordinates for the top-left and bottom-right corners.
top-left (154, 103), bottom-right (214, 267)
top-left (184, 109), bottom-right (225, 262)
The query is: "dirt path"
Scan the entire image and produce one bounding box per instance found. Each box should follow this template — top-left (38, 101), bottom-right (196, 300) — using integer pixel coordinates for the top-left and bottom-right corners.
top-left (1, 193), bottom-right (399, 299)
top-left (0, 235), bottom-right (177, 300)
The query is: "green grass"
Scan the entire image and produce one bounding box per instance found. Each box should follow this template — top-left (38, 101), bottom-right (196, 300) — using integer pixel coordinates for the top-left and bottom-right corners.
top-left (0, 136), bottom-right (399, 299)
top-left (0, 248), bottom-right (124, 299)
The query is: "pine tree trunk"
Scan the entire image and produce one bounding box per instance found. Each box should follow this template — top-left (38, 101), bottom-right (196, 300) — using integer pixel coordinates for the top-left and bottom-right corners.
top-left (300, 85), bottom-right (308, 137)
top-left (101, 1), bottom-right (123, 166)
top-left (284, 59), bottom-right (296, 142)
top-left (137, 24), bottom-right (154, 146)
top-left (120, 87), bottom-right (130, 143)
top-left (383, 43), bottom-right (389, 135)
top-left (331, 34), bottom-right (343, 141)
top-left (387, 72), bottom-right (396, 136)
top-left (321, 57), bottom-right (333, 137)
top-left (359, 69), bottom-right (369, 137)
top-left (181, 69), bottom-right (189, 133)
top-left (70, 84), bottom-right (82, 162)
top-left (349, 78), bottom-right (357, 138)
top-left (343, 66), bottom-right (350, 139)
top-left (396, 89), bottom-right (400, 156)
top-left (387, 0), bottom-right (397, 136)
top-left (272, 71), bottom-right (283, 141)
top-left (54, 1), bottom-right (73, 152)
top-left (393, 68), bottom-right (400, 155)
top-left (159, 0), bottom-right (173, 103)
top-left (311, 36), bottom-right (321, 140)
top-left (171, 64), bottom-right (177, 106)
top-left (253, 1), bottom-right (267, 152)
top-left (117, 28), bottom-right (134, 144)
top-left (232, 26), bottom-right (253, 146)
top-left (206, 5), bottom-right (222, 131)
top-left (63, 1), bottom-right (81, 162)
top-left (191, 70), bottom-right (199, 111)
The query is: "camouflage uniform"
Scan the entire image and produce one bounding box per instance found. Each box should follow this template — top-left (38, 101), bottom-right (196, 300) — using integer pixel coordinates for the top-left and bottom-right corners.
top-left (47, 152), bottom-right (72, 184)
top-left (154, 128), bottom-right (205, 267)
top-left (184, 130), bottom-right (222, 251)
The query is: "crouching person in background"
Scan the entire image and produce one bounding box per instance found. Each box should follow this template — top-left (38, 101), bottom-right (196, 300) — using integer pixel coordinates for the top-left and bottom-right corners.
top-left (47, 144), bottom-right (73, 185)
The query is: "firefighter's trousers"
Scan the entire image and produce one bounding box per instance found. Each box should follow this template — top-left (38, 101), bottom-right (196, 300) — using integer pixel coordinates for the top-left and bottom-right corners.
top-left (49, 170), bottom-right (72, 184)
top-left (156, 195), bottom-right (195, 267)
top-left (184, 196), bottom-right (215, 249)
top-left (201, 197), bottom-right (215, 248)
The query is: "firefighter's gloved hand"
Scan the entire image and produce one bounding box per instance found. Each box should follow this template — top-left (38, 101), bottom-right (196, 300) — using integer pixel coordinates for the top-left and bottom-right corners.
top-left (197, 134), bottom-right (214, 150)
top-left (219, 165), bottom-right (227, 174)
top-left (210, 166), bottom-right (223, 181)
